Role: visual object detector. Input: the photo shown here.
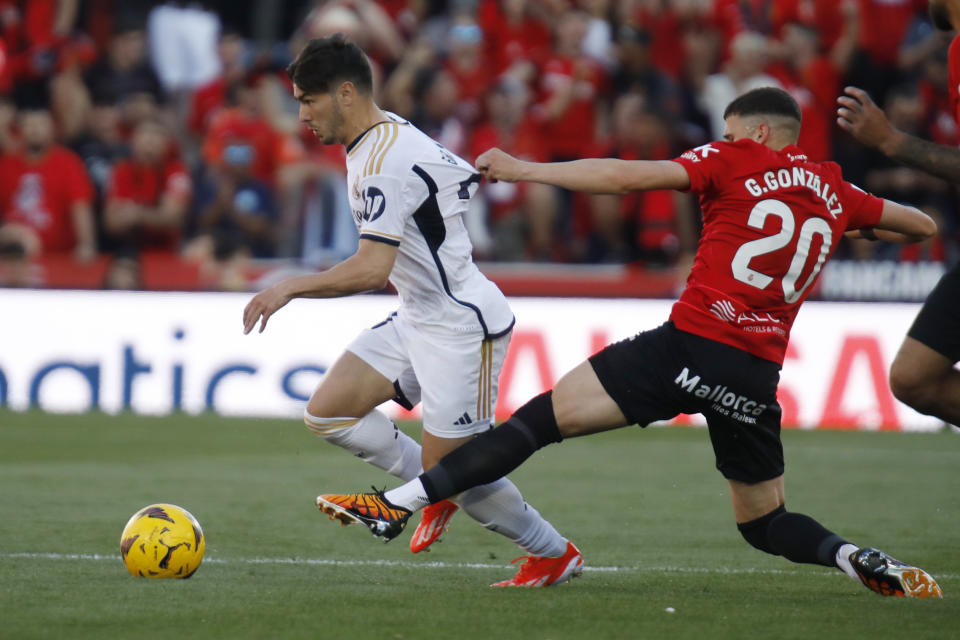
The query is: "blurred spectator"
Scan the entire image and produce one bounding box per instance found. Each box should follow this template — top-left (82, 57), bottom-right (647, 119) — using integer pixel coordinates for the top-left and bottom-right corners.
top-left (443, 14), bottom-right (491, 127)
top-left (610, 25), bottom-right (682, 120)
top-left (854, 85), bottom-right (954, 260)
top-left (294, 0), bottom-right (404, 68)
top-left (535, 10), bottom-right (605, 162)
top-left (584, 93), bottom-right (696, 265)
top-left (187, 29), bottom-right (248, 138)
top-left (104, 118), bottom-right (191, 253)
top-left (478, 0), bottom-right (551, 81)
top-left (698, 31), bottom-right (780, 140)
top-left (147, 1), bottom-right (221, 93)
top-left (0, 107), bottom-right (95, 262)
top-left (409, 65), bottom-right (467, 156)
top-left (70, 100), bottom-right (129, 240)
top-left (191, 141), bottom-right (277, 259)
top-left (202, 78), bottom-right (283, 185)
top-left (84, 22), bottom-right (162, 106)
top-left (846, 0), bottom-right (927, 104)
top-left (469, 77), bottom-right (557, 261)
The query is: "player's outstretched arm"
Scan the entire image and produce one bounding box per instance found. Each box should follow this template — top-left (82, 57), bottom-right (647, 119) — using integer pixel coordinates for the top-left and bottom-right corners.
top-left (846, 200), bottom-right (937, 244)
top-left (838, 86), bottom-right (960, 183)
top-left (476, 147), bottom-right (691, 194)
top-left (242, 239), bottom-right (397, 334)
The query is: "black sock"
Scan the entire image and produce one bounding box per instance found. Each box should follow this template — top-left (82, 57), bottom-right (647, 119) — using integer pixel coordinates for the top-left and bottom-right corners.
top-left (420, 391), bottom-right (562, 502)
top-left (767, 512), bottom-right (847, 567)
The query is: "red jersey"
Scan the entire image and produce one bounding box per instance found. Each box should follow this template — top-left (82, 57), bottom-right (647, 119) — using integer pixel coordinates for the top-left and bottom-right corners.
top-left (0, 147), bottom-right (93, 252)
top-left (108, 158), bottom-right (191, 250)
top-left (671, 139), bottom-right (883, 364)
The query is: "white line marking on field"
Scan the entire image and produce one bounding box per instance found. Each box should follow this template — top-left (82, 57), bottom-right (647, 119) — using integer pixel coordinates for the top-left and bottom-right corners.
top-left (12, 552), bottom-right (956, 579)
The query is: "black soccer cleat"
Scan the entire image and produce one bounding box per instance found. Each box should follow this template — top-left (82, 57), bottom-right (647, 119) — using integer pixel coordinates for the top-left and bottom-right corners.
top-left (849, 547), bottom-right (942, 598)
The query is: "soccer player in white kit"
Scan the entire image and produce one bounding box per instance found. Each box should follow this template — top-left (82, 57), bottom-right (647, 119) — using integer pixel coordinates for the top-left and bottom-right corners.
top-left (242, 35), bottom-right (582, 587)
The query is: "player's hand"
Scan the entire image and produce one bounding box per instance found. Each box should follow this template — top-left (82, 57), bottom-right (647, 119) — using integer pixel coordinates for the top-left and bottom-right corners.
top-left (476, 148), bottom-right (525, 183)
top-left (836, 86), bottom-right (903, 156)
top-left (243, 283), bottom-right (292, 334)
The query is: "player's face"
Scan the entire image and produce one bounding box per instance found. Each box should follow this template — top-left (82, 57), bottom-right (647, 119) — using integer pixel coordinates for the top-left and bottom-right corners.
top-left (294, 84), bottom-right (344, 146)
top-left (929, 1), bottom-right (954, 31)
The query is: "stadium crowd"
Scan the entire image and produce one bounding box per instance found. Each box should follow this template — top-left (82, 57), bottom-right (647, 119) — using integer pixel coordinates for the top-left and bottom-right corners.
top-left (0, 0), bottom-right (955, 290)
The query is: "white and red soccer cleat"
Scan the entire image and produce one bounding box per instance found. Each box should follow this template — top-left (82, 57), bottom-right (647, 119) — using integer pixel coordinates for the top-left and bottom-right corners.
top-left (491, 541), bottom-right (583, 587)
top-left (409, 500), bottom-right (459, 553)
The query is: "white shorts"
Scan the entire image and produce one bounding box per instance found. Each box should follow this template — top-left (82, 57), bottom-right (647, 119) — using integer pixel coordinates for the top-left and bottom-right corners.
top-left (347, 313), bottom-right (510, 438)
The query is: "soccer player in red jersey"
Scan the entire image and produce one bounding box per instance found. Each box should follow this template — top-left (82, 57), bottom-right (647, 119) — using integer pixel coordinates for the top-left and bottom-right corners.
top-left (319, 87), bottom-right (944, 597)
top-left (836, 0), bottom-right (960, 429)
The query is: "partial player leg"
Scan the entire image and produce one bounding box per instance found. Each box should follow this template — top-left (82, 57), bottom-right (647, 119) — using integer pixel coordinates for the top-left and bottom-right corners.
top-left (729, 477), bottom-right (941, 597)
top-left (889, 337), bottom-right (960, 426)
top-left (889, 263), bottom-right (960, 426)
top-left (306, 347), bottom-right (422, 481)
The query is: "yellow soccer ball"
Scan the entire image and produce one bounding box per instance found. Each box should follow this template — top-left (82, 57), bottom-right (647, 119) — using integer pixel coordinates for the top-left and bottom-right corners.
top-left (120, 504), bottom-right (205, 578)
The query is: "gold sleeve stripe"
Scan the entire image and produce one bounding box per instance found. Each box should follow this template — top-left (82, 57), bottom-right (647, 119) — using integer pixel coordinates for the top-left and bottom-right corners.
top-left (359, 229), bottom-right (403, 241)
top-left (374, 123), bottom-right (400, 175)
top-left (363, 127), bottom-right (385, 177)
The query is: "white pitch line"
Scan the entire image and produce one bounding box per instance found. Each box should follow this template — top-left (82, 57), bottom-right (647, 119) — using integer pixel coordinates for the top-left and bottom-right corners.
top-left (5, 552), bottom-right (956, 580)
top-left (0, 552), bottom-right (899, 577)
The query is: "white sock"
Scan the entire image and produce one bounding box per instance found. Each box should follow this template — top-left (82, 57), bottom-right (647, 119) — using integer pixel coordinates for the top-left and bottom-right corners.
top-left (835, 543), bottom-right (860, 580)
top-left (457, 478), bottom-right (568, 557)
top-left (384, 479), bottom-right (431, 511)
top-left (304, 409), bottom-right (423, 480)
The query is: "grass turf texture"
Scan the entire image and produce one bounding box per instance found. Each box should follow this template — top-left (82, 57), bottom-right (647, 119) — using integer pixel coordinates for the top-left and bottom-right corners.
top-left (1, 411), bottom-right (957, 640)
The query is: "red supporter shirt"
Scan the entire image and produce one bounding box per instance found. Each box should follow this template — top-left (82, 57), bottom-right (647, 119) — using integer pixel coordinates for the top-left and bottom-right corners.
top-left (671, 139), bottom-right (883, 364)
top-left (857, 0), bottom-right (924, 66)
top-left (108, 158), bottom-right (191, 250)
top-left (0, 147), bottom-right (93, 252)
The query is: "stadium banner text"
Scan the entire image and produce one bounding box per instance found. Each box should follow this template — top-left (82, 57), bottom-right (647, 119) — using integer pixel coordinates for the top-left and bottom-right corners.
top-left (0, 290), bottom-right (942, 432)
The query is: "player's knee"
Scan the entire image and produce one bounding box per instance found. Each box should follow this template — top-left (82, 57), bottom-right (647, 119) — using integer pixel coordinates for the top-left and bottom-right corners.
top-left (736, 504), bottom-right (786, 556)
top-left (889, 365), bottom-right (935, 413)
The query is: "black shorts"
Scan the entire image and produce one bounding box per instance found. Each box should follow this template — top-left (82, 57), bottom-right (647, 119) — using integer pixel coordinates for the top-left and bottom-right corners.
top-left (907, 263), bottom-right (960, 363)
top-left (589, 321), bottom-right (783, 483)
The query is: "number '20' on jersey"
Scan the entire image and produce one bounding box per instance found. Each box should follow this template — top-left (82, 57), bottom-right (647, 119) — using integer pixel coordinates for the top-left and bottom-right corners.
top-left (671, 139), bottom-right (883, 364)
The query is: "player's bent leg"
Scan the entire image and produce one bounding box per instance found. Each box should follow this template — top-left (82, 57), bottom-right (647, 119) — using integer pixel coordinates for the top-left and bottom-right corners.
top-left (552, 360), bottom-right (630, 437)
top-left (305, 351), bottom-right (423, 481)
top-left (889, 337), bottom-right (960, 425)
top-left (727, 477), bottom-right (942, 596)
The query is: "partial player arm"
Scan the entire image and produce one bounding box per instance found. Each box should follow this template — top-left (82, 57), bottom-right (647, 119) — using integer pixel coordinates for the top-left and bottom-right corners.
top-left (242, 238), bottom-right (398, 334)
top-left (837, 86), bottom-right (960, 183)
top-left (476, 147), bottom-right (691, 194)
top-left (845, 199), bottom-right (937, 243)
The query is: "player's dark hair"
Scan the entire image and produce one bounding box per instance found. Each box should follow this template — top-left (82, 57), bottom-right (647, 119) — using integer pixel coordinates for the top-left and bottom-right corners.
top-left (723, 87), bottom-right (802, 124)
top-left (286, 34), bottom-right (373, 95)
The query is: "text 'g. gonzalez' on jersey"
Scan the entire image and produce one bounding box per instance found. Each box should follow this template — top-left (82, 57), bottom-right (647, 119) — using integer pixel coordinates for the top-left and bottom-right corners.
top-left (671, 139), bottom-right (883, 365)
top-left (344, 112), bottom-right (514, 339)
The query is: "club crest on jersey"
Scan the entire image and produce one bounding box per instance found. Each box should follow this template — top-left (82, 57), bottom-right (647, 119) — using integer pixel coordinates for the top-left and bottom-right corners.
top-left (361, 186), bottom-right (386, 222)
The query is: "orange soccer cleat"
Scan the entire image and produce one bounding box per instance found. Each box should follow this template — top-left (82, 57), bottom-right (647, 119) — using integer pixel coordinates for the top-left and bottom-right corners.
top-left (316, 488), bottom-right (411, 542)
top-left (409, 500), bottom-right (459, 553)
top-left (491, 541), bottom-right (584, 587)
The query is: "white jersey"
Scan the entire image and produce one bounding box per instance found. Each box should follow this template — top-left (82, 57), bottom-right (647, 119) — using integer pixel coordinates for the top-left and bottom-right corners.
top-left (345, 112), bottom-right (514, 338)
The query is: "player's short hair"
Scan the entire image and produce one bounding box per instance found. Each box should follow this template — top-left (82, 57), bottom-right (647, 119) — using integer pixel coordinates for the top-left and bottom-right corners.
top-left (723, 87), bottom-right (802, 124)
top-left (286, 34), bottom-right (373, 95)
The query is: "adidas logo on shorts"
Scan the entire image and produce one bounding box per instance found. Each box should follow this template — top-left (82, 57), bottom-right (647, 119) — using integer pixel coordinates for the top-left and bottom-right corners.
top-left (453, 412), bottom-right (473, 426)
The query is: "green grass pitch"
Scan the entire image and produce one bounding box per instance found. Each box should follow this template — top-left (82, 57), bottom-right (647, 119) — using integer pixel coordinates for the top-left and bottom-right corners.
top-left (1, 410), bottom-right (958, 639)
